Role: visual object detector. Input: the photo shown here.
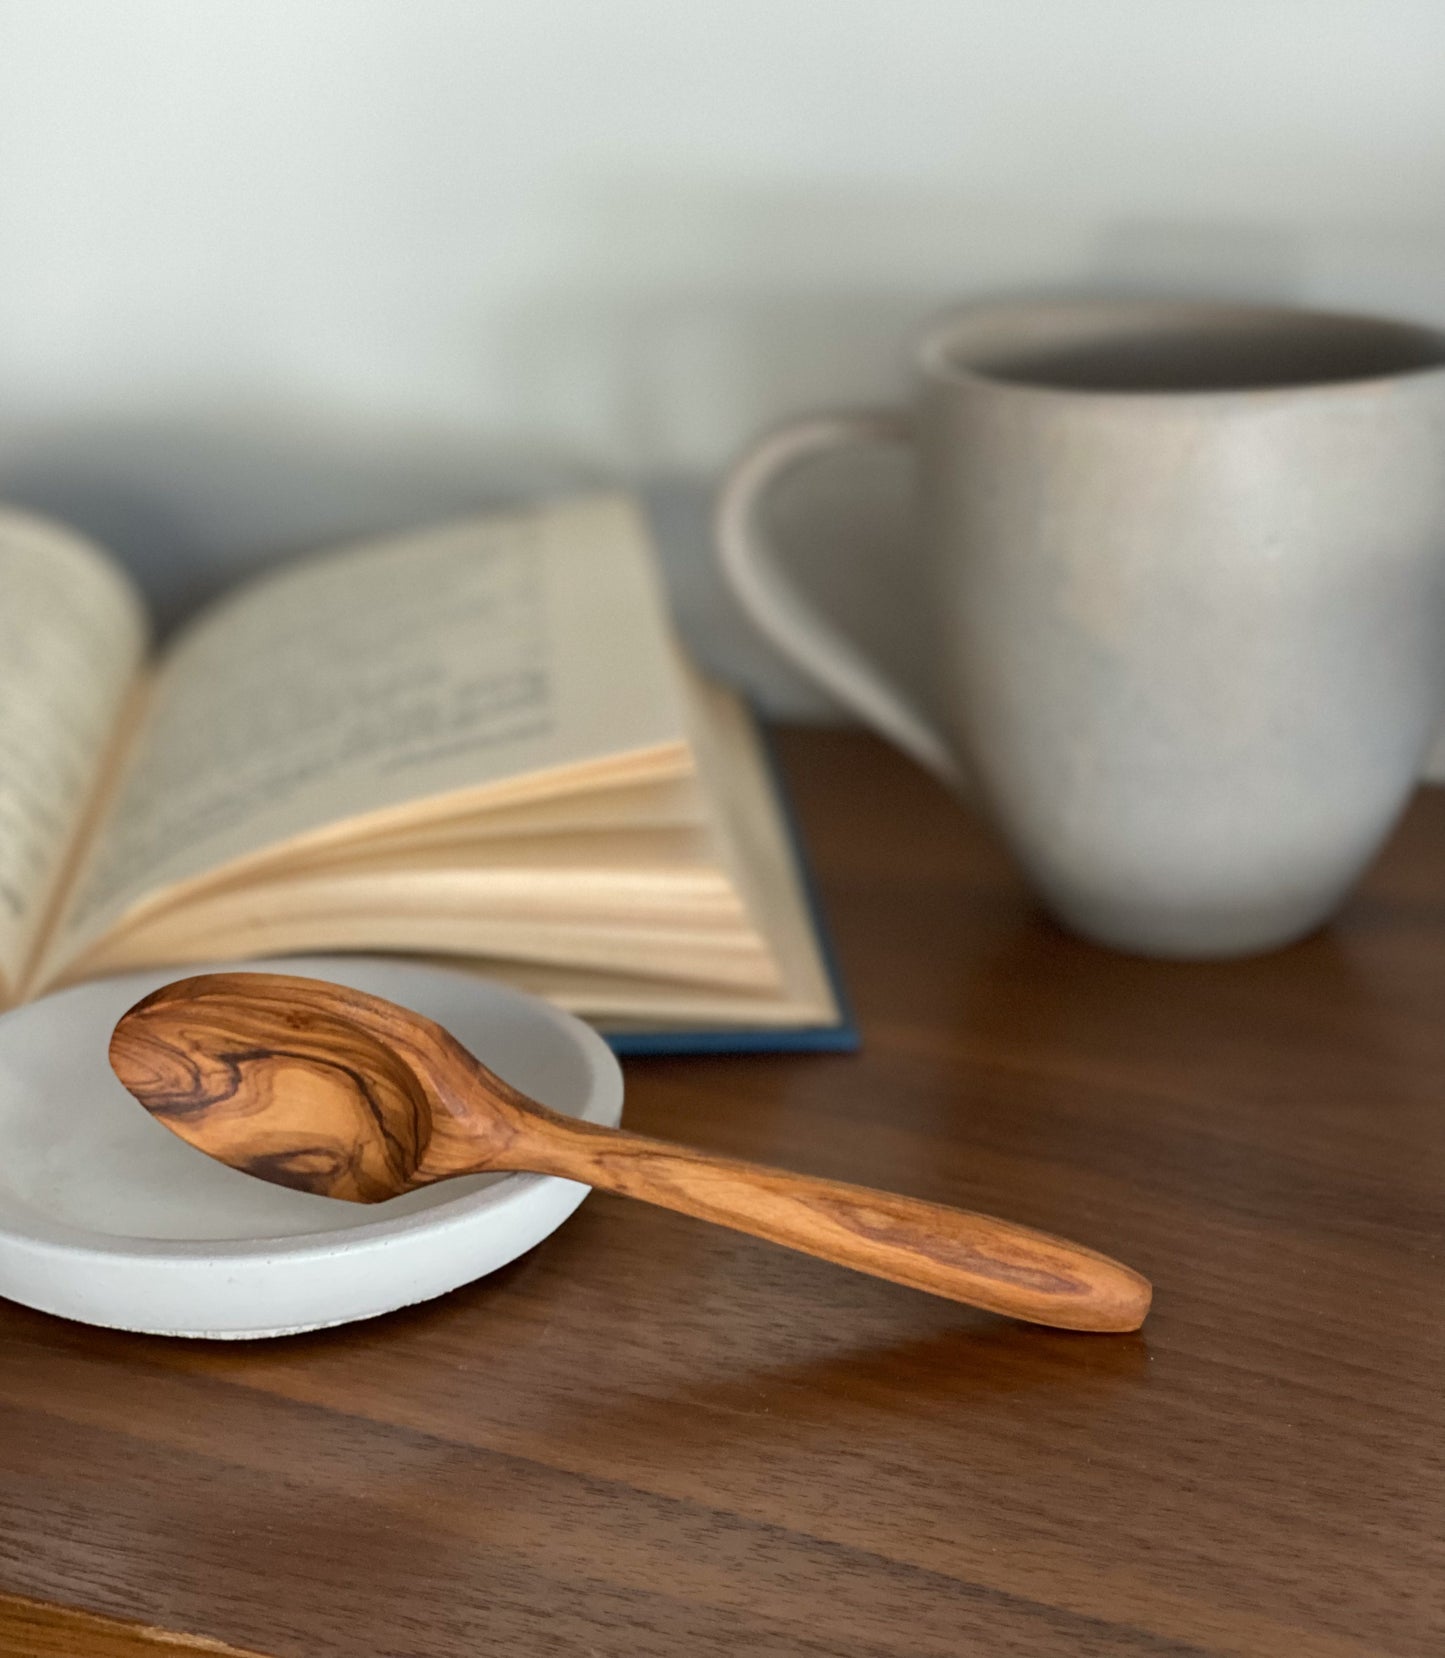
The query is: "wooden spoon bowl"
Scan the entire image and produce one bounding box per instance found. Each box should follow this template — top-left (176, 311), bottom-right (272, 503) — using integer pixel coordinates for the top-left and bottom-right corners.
top-left (110, 971), bottom-right (1152, 1332)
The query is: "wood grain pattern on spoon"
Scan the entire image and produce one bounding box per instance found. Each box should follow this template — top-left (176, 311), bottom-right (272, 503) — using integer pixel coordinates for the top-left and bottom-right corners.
top-left (109, 971), bottom-right (1151, 1332)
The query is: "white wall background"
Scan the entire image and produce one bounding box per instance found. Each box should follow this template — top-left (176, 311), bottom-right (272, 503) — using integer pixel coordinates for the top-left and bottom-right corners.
top-left (2, 0), bottom-right (1445, 721)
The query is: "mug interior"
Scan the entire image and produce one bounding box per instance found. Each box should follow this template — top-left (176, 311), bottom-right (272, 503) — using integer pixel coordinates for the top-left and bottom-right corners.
top-left (923, 302), bottom-right (1445, 394)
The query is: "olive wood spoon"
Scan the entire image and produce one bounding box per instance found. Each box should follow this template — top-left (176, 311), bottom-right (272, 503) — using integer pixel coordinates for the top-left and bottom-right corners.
top-left (109, 971), bottom-right (1151, 1332)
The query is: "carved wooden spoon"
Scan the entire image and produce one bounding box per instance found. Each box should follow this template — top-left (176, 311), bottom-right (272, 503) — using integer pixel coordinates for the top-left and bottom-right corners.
top-left (108, 972), bottom-right (1151, 1332)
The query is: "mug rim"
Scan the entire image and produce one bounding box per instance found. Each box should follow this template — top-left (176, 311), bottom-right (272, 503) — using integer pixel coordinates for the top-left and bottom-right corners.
top-left (915, 298), bottom-right (1445, 401)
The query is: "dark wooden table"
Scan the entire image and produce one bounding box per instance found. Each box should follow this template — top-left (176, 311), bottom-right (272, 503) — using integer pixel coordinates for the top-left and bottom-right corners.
top-left (1, 729), bottom-right (1441, 1658)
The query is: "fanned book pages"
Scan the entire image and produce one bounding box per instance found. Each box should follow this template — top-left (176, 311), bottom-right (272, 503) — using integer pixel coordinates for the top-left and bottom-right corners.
top-left (0, 495), bottom-right (852, 1051)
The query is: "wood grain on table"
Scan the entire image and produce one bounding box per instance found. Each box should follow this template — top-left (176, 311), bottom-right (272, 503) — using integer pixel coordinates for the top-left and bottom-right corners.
top-left (0, 730), bottom-right (1440, 1658)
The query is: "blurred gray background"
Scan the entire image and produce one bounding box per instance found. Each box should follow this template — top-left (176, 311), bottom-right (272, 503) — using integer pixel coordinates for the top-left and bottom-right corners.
top-left (2, 0), bottom-right (1444, 766)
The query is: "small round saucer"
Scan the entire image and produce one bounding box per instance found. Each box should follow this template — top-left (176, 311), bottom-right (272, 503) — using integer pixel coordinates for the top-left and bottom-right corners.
top-left (0, 956), bottom-right (622, 1338)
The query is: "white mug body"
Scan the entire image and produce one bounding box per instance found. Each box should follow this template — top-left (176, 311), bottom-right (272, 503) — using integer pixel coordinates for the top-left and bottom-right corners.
top-left (719, 301), bottom-right (1445, 956)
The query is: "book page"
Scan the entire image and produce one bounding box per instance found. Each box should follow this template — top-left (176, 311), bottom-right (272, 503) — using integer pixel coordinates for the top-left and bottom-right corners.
top-left (47, 495), bottom-right (691, 970)
top-left (0, 509), bottom-right (147, 992)
top-left (677, 673), bottom-right (839, 1021)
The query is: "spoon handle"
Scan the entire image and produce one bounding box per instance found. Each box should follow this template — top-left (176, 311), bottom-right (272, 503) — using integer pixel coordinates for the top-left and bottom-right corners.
top-left (512, 1116), bottom-right (1150, 1332)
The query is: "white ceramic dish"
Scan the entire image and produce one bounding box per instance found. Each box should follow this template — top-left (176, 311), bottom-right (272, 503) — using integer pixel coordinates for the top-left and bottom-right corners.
top-left (0, 956), bottom-right (623, 1338)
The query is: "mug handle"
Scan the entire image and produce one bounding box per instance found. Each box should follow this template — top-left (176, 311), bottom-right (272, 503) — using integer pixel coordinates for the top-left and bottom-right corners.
top-left (716, 412), bottom-right (968, 793)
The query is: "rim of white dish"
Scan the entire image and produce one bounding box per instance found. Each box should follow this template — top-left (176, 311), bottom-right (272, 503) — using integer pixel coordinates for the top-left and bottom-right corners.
top-left (0, 961), bottom-right (623, 1266)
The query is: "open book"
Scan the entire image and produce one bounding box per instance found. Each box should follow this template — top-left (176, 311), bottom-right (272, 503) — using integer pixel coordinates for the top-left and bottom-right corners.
top-left (0, 494), bottom-right (848, 1048)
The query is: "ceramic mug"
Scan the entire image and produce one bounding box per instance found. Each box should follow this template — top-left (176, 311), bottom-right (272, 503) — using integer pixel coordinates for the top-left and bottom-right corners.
top-left (718, 300), bottom-right (1445, 957)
